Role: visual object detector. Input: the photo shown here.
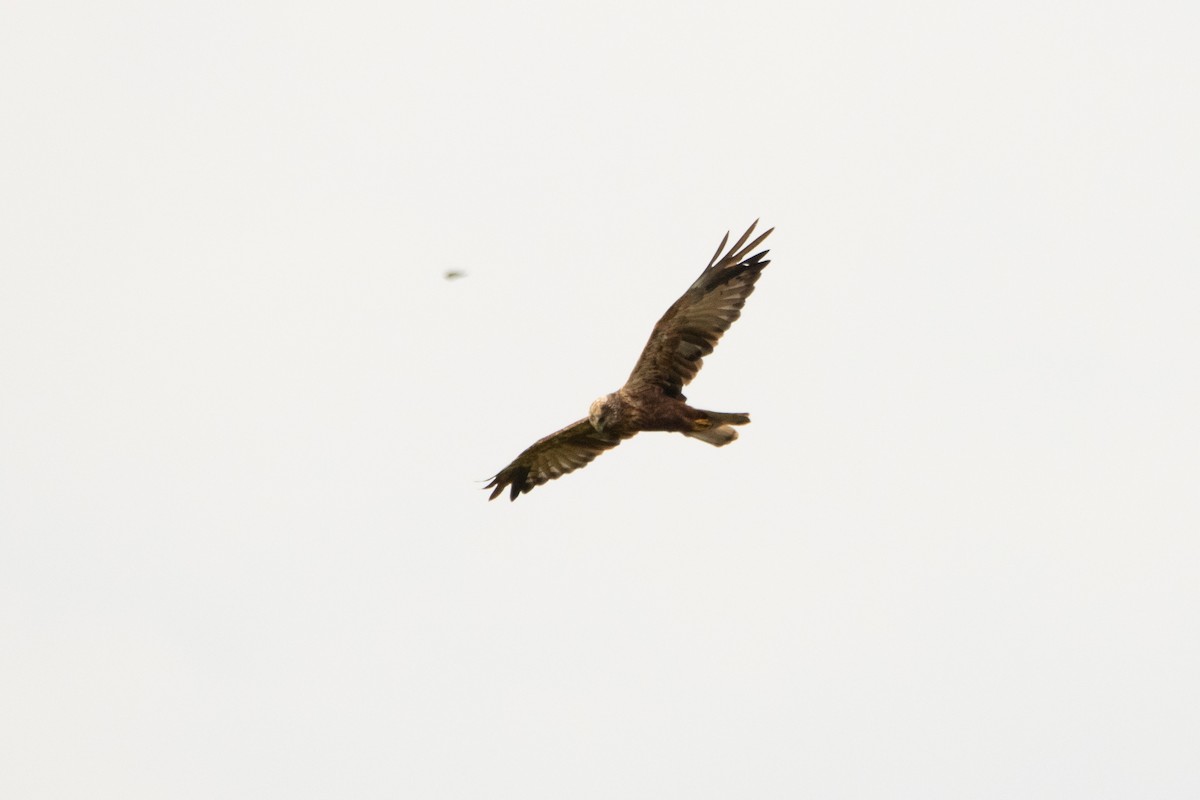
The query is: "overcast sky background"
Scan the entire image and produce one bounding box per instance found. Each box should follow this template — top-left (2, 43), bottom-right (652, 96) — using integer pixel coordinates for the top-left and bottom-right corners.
top-left (2, 1), bottom-right (1198, 797)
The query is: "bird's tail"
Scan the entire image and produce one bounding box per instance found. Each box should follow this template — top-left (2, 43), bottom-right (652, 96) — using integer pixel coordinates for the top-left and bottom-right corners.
top-left (684, 411), bottom-right (750, 447)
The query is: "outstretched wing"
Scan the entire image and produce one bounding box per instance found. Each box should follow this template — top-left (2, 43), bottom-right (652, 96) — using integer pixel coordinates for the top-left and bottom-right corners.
top-left (624, 221), bottom-right (773, 398)
top-left (486, 418), bottom-right (629, 501)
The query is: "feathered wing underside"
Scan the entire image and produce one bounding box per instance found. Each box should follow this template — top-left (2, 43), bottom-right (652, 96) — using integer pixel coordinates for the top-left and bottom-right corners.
top-left (624, 220), bottom-right (773, 398)
top-left (485, 418), bottom-right (628, 501)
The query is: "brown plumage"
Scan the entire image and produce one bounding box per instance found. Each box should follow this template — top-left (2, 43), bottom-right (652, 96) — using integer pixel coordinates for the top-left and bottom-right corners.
top-left (486, 221), bottom-right (774, 501)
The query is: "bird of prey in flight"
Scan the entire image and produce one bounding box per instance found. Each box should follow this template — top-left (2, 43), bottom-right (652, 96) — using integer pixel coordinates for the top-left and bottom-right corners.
top-left (486, 220), bottom-right (774, 501)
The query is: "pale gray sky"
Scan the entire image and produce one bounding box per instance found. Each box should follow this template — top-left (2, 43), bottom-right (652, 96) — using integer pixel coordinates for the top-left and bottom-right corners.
top-left (3, 1), bottom-right (1198, 797)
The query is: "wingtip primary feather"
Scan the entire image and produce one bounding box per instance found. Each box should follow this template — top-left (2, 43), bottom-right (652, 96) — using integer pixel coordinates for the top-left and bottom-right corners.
top-left (729, 226), bottom-right (774, 265)
top-left (727, 220), bottom-right (759, 260)
top-left (707, 230), bottom-right (731, 270)
top-left (706, 221), bottom-right (773, 271)
top-left (484, 476), bottom-right (524, 501)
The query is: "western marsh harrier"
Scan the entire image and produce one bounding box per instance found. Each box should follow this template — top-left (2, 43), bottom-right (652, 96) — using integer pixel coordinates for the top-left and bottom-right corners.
top-left (486, 221), bottom-right (774, 501)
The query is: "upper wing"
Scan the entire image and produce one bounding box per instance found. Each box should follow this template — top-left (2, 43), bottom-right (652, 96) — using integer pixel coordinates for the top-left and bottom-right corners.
top-left (624, 221), bottom-right (773, 398)
top-left (485, 418), bottom-right (629, 501)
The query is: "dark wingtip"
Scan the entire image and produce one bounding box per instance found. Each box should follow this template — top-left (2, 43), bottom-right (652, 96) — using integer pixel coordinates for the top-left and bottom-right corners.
top-left (485, 463), bottom-right (532, 502)
top-left (508, 467), bottom-right (531, 501)
top-left (703, 247), bottom-right (772, 291)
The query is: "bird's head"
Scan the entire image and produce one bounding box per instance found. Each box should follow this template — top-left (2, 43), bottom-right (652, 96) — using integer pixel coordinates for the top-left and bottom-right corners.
top-left (589, 395), bottom-right (613, 433)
